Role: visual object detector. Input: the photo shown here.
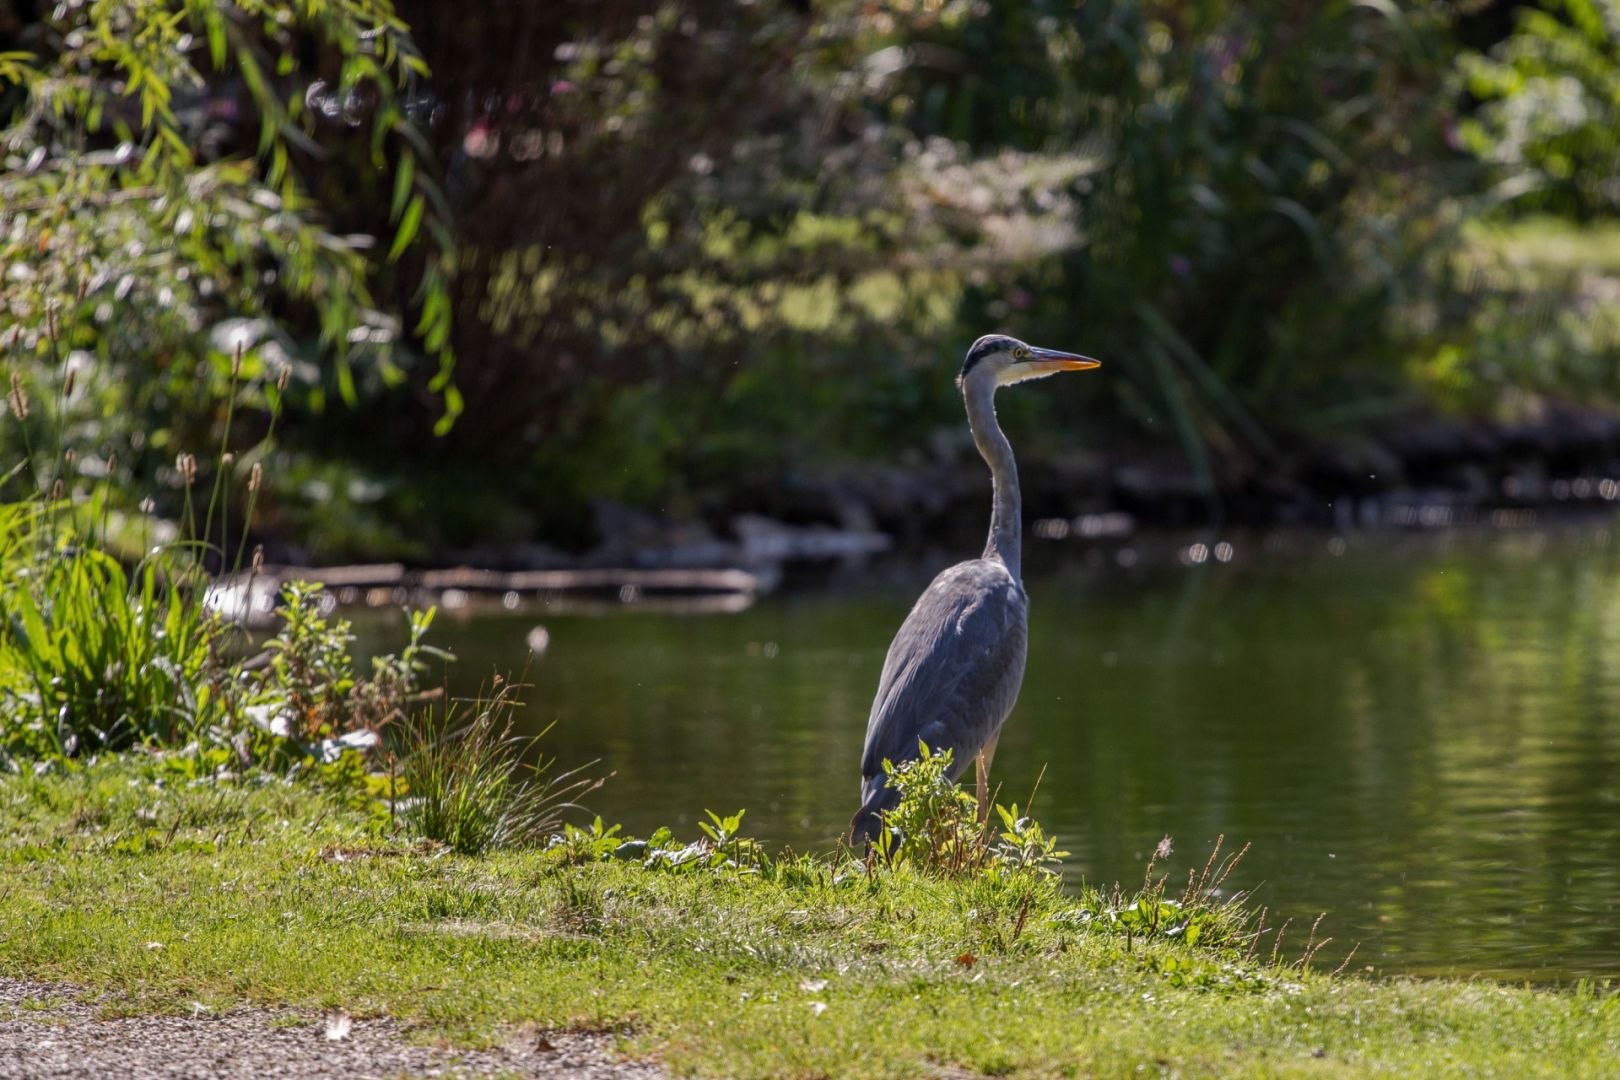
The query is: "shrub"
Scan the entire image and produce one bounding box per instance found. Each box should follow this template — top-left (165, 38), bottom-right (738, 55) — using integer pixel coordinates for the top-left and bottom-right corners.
top-left (1461, 0), bottom-right (1620, 218)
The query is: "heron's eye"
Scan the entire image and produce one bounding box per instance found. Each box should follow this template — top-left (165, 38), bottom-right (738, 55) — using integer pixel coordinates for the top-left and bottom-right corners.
top-left (1014, 347), bottom-right (1029, 359)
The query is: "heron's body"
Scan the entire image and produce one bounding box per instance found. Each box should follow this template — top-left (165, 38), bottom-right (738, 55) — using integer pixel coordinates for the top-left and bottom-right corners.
top-left (853, 559), bottom-right (1027, 836)
top-left (850, 334), bottom-right (1098, 847)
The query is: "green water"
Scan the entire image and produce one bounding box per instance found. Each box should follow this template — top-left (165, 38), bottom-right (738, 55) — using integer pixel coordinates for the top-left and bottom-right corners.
top-left (370, 524), bottom-right (1620, 981)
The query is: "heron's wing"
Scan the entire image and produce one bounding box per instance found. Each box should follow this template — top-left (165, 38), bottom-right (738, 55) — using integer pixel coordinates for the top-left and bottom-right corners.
top-left (860, 559), bottom-right (1028, 783)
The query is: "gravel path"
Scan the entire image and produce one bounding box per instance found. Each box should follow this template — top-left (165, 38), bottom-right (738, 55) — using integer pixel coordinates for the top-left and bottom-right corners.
top-left (0, 978), bottom-right (665, 1079)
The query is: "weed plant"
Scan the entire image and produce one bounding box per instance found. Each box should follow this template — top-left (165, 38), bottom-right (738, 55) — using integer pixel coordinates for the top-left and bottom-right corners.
top-left (862, 743), bottom-right (1067, 879)
top-left (395, 679), bottom-right (604, 854)
top-left (0, 333), bottom-right (248, 765)
top-left (0, 330), bottom-right (443, 781)
top-left (0, 500), bottom-right (223, 758)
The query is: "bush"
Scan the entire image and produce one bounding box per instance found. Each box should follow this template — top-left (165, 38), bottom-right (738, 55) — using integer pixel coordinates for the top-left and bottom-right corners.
top-left (0, 1), bottom-right (459, 550)
top-left (1461, 0), bottom-right (1620, 218)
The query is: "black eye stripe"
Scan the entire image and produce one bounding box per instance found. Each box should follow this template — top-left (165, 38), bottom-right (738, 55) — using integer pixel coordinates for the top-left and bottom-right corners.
top-left (960, 334), bottom-right (1021, 376)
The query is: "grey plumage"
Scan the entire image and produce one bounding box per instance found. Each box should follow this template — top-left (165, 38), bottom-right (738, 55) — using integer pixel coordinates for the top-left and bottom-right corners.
top-left (850, 334), bottom-right (1099, 847)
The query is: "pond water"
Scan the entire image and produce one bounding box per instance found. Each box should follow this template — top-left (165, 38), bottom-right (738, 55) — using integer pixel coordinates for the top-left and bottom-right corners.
top-left (359, 523), bottom-right (1620, 982)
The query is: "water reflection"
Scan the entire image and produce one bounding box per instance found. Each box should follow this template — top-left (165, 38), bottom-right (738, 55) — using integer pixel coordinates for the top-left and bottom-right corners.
top-left (360, 525), bottom-right (1620, 980)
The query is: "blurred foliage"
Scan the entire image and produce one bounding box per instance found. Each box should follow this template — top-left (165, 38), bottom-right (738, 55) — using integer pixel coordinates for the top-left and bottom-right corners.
top-left (1428, 1), bottom-right (1620, 414)
top-left (1414, 216), bottom-right (1620, 410)
top-left (5, 1), bottom-right (1620, 556)
top-left (392, 0), bottom-right (1479, 528)
top-left (1461, 0), bottom-right (1620, 217)
top-left (883, 0), bottom-right (1467, 474)
top-left (0, 0), bottom-right (457, 542)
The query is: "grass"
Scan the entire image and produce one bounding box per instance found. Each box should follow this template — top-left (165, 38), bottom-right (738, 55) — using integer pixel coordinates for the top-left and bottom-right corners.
top-left (0, 760), bottom-right (1616, 1078)
top-left (394, 678), bottom-right (603, 855)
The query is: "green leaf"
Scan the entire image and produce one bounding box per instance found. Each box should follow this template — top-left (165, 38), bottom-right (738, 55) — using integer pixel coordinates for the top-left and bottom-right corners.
top-left (387, 194), bottom-right (424, 262)
top-left (205, 13), bottom-right (226, 70)
top-left (432, 384), bottom-right (463, 436)
top-left (336, 360), bottom-right (357, 407)
top-left (390, 152), bottom-right (415, 221)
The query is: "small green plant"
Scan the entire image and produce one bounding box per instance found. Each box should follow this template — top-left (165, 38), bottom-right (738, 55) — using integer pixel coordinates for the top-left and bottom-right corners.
top-left (553, 815), bottom-right (627, 862)
top-left (248, 583), bottom-right (444, 741)
top-left (552, 810), bottom-right (767, 874)
top-left (396, 681), bottom-right (603, 855)
top-left (209, 583), bottom-right (448, 778)
top-left (989, 802), bottom-right (1069, 874)
top-left (255, 582), bottom-right (361, 741)
top-left (869, 743), bottom-right (987, 876)
top-left (1057, 835), bottom-right (1259, 959)
top-left (865, 742), bottom-right (1070, 882)
top-left (697, 808), bottom-right (748, 856)
top-left (0, 503), bottom-right (225, 764)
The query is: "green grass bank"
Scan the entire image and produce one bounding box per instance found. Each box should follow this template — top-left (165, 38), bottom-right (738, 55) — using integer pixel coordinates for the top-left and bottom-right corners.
top-left (1, 760), bottom-right (1616, 1079)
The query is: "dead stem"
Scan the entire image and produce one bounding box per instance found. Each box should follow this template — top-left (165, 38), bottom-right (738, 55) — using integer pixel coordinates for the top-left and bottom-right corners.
top-left (1269, 917), bottom-right (1293, 968)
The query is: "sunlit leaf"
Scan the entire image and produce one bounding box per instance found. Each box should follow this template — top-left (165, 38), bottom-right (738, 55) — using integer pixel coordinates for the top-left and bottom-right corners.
top-left (387, 195), bottom-right (424, 263)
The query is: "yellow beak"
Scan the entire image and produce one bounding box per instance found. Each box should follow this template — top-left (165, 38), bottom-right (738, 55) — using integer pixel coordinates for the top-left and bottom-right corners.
top-left (1028, 346), bottom-right (1101, 372)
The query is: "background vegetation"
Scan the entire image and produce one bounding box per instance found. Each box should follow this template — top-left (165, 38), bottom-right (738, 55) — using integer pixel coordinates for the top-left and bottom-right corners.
top-left (4, 0), bottom-right (1620, 559)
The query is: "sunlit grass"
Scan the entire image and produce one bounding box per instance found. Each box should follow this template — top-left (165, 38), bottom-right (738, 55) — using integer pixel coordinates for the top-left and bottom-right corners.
top-left (1, 759), bottom-right (1616, 1079)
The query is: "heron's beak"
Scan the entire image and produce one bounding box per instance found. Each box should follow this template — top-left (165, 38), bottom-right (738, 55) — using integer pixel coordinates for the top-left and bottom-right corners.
top-left (1000, 346), bottom-right (1102, 385)
top-left (1028, 346), bottom-right (1101, 373)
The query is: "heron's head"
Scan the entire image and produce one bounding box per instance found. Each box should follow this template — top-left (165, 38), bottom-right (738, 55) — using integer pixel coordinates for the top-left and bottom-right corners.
top-left (957, 333), bottom-right (1100, 392)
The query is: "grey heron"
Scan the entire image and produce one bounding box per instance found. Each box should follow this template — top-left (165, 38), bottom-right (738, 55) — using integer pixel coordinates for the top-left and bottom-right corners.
top-left (849, 334), bottom-right (1100, 848)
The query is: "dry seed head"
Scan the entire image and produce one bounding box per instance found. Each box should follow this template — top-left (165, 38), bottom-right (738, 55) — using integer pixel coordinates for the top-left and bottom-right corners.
top-left (50, 479), bottom-right (62, 499)
top-left (106, 452), bottom-right (117, 472)
top-left (7, 372), bottom-right (26, 419)
top-left (77, 277), bottom-right (89, 302)
top-left (176, 452), bottom-right (198, 486)
top-left (45, 302), bottom-right (57, 342)
top-left (64, 448), bottom-right (75, 465)
top-left (248, 462), bottom-right (262, 492)
top-left (139, 496), bottom-right (156, 514)
top-left (222, 451), bottom-right (235, 467)
top-left (232, 342), bottom-right (244, 378)
top-left (251, 544), bottom-right (264, 574)
top-left (62, 369), bottom-right (75, 399)
top-left (276, 365), bottom-right (291, 392)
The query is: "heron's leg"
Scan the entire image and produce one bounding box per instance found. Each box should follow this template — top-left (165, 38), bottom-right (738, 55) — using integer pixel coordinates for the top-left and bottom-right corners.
top-left (974, 734), bottom-right (1001, 825)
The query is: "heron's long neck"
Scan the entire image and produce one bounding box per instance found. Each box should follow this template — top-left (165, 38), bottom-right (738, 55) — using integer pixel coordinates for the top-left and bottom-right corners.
top-left (963, 376), bottom-right (1021, 579)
